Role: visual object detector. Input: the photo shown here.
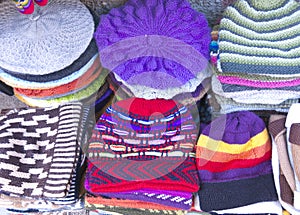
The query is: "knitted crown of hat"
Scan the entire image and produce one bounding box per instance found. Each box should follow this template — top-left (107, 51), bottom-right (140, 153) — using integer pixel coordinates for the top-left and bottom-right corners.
top-left (0, 103), bottom-right (83, 199)
top-left (95, 0), bottom-right (211, 99)
top-left (0, 0), bottom-right (94, 75)
top-left (86, 98), bottom-right (199, 193)
top-left (196, 111), bottom-right (277, 211)
top-left (218, 0), bottom-right (300, 76)
top-left (3, 40), bottom-right (98, 83)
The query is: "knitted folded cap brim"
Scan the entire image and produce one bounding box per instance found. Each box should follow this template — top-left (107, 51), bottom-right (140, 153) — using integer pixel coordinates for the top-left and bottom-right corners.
top-left (95, 0), bottom-right (212, 99)
top-left (218, 0), bottom-right (300, 76)
top-left (0, 103), bottom-right (83, 199)
top-left (14, 58), bottom-right (103, 99)
top-left (3, 40), bottom-right (98, 83)
top-left (0, 54), bottom-right (99, 90)
top-left (0, 0), bottom-right (94, 75)
top-left (14, 69), bottom-right (108, 107)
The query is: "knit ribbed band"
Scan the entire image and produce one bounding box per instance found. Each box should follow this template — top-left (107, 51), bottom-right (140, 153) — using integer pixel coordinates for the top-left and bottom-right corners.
top-left (0, 0), bottom-right (94, 75)
top-left (0, 103), bottom-right (83, 198)
top-left (219, 0), bottom-right (300, 76)
top-left (196, 111), bottom-right (277, 211)
top-left (95, 0), bottom-right (211, 99)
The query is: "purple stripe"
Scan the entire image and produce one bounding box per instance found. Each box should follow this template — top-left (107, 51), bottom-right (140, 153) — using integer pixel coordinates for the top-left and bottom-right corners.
top-left (198, 160), bottom-right (273, 183)
top-left (201, 111), bottom-right (265, 144)
top-left (120, 188), bottom-right (191, 198)
top-left (100, 191), bottom-right (192, 210)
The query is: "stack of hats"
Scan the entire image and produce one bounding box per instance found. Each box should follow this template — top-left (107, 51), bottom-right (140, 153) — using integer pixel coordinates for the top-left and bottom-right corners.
top-left (195, 111), bottom-right (280, 213)
top-left (0, 103), bottom-right (87, 214)
top-left (211, 0), bottom-right (300, 112)
top-left (85, 98), bottom-right (200, 213)
top-left (94, 0), bottom-right (212, 108)
top-left (269, 104), bottom-right (300, 215)
top-left (0, 0), bottom-right (110, 108)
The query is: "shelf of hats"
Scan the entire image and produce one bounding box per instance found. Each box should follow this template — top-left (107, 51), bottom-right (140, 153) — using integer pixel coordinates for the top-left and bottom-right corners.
top-left (0, 0), bottom-right (299, 214)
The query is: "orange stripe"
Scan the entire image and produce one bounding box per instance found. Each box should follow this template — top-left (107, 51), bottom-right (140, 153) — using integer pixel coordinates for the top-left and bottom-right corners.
top-left (196, 139), bottom-right (271, 163)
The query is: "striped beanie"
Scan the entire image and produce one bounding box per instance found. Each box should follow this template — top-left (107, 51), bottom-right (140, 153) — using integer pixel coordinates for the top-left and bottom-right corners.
top-left (85, 98), bottom-right (199, 193)
top-left (219, 0), bottom-right (300, 76)
top-left (196, 111), bottom-right (277, 211)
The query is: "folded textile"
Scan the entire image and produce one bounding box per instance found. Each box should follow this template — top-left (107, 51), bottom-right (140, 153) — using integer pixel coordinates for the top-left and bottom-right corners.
top-left (0, 103), bottom-right (83, 199)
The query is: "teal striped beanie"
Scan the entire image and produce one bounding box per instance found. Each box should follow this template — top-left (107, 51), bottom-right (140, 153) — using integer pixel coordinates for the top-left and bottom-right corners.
top-left (219, 0), bottom-right (300, 76)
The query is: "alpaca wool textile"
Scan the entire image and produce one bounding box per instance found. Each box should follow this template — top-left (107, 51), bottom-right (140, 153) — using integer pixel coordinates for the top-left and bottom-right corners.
top-left (14, 58), bottom-right (104, 99)
top-left (0, 54), bottom-right (99, 90)
top-left (100, 189), bottom-right (193, 210)
top-left (218, 0), bottom-right (300, 76)
top-left (14, 70), bottom-right (108, 107)
top-left (95, 0), bottom-right (212, 99)
top-left (85, 98), bottom-right (199, 196)
top-left (0, 103), bottom-right (83, 199)
top-left (80, 0), bottom-right (127, 16)
top-left (0, 0), bottom-right (94, 75)
top-left (269, 114), bottom-right (300, 214)
top-left (196, 111), bottom-right (278, 211)
top-left (3, 40), bottom-right (98, 84)
top-left (188, 0), bottom-right (237, 26)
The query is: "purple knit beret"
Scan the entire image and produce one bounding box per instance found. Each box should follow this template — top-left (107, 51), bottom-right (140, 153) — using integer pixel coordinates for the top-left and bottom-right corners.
top-left (94, 0), bottom-right (211, 99)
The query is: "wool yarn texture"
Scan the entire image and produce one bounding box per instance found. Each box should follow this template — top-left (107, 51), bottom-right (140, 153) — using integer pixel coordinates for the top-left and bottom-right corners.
top-left (95, 0), bottom-right (212, 99)
top-left (0, 0), bottom-right (94, 75)
top-left (269, 114), bottom-right (300, 214)
top-left (80, 0), bottom-right (127, 16)
top-left (187, 0), bottom-right (237, 26)
top-left (0, 103), bottom-right (83, 199)
top-left (218, 0), bottom-right (300, 77)
top-left (85, 98), bottom-right (199, 209)
top-left (196, 111), bottom-right (278, 211)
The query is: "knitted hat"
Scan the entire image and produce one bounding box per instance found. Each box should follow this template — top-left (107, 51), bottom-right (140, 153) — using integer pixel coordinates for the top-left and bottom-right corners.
top-left (196, 111), bottom-right (277, 211)
top-left (95, 0), bottom-right (212, 99)
top-left (0, 103), bottom-right (83, 199)
top-left (3, 40), bottom-right (98, 84)
top-left (0, 0), bottom-right (94, 75)
top-left (187, 0), bottom-right (237, 26)
top-left (0, 54), bottom-right (99, 90)
top-left (85, 98), bottom-right (199, 193)
top-left (218, 0), bottom-right (300, 76)
top-left (80, 0), bottom-right (127, 16)
top-left (14, 58), bottom-right (103, 99)
top-left (14, 70), bottom-right (108, 107)
top-left (100, 189), bottom-right (193, 210)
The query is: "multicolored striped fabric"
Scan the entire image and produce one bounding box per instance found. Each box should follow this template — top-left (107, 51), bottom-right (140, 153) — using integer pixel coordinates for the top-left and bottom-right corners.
top-left (85, 98), bottom-right (199, 210)
top-left (219, 0), bottom-right (300, 76)
top-left (196, 111), bottom-right (277, 211)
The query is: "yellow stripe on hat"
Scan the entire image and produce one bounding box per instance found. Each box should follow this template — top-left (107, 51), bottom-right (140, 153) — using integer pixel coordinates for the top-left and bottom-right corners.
top-left (197, 128), bottom-right (269, 154)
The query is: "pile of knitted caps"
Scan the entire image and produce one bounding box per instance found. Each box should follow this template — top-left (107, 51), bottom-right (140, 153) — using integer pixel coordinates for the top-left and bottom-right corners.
top-left (84, 0), bottom-right (214, 214)
top-left (210, 0), bottom-right (300, 114)
top-left (0, 0), bottom-right (112, 108)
